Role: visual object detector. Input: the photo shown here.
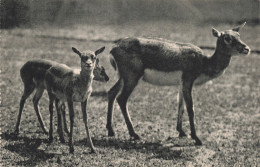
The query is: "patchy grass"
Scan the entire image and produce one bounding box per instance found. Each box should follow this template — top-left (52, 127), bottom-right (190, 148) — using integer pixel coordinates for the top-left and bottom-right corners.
top-left (1, 21), bottom-right (259, 166)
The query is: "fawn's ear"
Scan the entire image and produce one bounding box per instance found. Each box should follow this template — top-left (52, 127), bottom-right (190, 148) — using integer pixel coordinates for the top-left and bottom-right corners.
top-left (94, 58), bottom-right (100, 67)
top-left (96, 58), bottom-right (99, 65)
top-left (212, 27), bottom-right (221, 38)
top-left (72, 47), bottom-right (81, 57)
top-left (232, 22), bottom-right (246, 32)
top-left (95, 46), bottom-right (105, 55)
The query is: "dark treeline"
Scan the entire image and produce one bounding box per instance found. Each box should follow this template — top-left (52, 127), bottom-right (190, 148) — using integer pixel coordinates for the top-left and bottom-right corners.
top-left (1, 0), bottom-right (259, 28)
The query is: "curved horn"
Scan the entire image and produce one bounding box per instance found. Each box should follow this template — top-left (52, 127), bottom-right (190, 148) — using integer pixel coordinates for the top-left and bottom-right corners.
top-left (232, 22), bottom-right (246, 32)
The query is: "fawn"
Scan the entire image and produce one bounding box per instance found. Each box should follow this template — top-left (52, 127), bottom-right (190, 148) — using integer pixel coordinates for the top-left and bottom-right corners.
top-left (15, 58), bottom-right (109, 138)
top-left (45, 46), bottom-right (105, 153)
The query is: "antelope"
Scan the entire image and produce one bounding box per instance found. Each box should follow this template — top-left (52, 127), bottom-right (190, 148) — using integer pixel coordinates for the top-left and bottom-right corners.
top-left (15, 58), bottom-right (109, 138)
top-left (106, 22), bottom-right (250, 145)
top-left (45, 46), bottom-right (105, 153)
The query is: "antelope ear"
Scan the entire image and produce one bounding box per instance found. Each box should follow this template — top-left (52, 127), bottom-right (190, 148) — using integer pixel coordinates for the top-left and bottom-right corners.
top-left (232, 22), bottom-right (246, 32)
top-left (95, 46), bottom-right (105, 55)
top-left (212, 27), bottom-right (221, 37)
top-left (95, 58), bottom-right (100, 65)
top-left (72, 47), bottom-right (81, 57)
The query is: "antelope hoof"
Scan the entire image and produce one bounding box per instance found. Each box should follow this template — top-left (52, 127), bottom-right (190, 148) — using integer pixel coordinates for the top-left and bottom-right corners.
top-left (43, 130), bottom-right (48, 135)
top-left (90, 149), bottom-right (96, 154)
top-left (14, 129), bottom-right (19, 136)
top-left (108, 129), bottom-right (115, 137)
top-left (48, 136), bottom-right (53, 143)
top-left (60, 137), bottom-right (65, 144)
top-left (11, 131), bottom-right (19, 140)
top-left (64, 128), bottom-right (69, 134)
top-left (191, 135), bottom-right (202, 145)
top-left (195, 139), bottom-right (202, 146)
top-left (179, 131), bottom-right (187, 138)
top-left (69, 147), bottom-right (74, 154)
top-left (130, 133), bottom-right (140, 140)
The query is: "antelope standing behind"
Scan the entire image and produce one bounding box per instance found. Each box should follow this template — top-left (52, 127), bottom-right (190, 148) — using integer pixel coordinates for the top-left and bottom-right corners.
top-left (106, 22), bottom-right (250, 145)
top-left (15, 57), bottom-right (109, 142)
top-left (45, 46), bottom-right (105, 153)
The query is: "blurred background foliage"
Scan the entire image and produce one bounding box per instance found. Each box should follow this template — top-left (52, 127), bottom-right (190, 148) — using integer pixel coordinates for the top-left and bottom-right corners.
top-left (1, 0), bottom-right (259, 29)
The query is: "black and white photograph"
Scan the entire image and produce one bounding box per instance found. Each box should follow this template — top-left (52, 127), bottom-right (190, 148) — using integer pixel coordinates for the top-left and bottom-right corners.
top-left (1, 0), bottom-right (259, 166)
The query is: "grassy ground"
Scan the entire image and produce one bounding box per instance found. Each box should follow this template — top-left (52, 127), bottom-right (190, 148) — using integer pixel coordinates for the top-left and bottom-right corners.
top-left (1, 21), bottom-right (259, 166)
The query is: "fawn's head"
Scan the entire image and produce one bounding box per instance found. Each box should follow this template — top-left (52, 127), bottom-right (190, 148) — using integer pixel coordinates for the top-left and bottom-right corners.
top-left (72, 46), bottom-right (106, 73)
top-left (93, 58), bottom-right (109, 82)
top-left (212, 22), bottom-right (250, 56)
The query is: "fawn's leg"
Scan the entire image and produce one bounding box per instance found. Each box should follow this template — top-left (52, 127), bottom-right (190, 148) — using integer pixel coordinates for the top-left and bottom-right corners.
top-left (176, 84), bottom-right (187, 137)
top-left (67, 99), bottom-right (75, 153)
top-left (61, 103), bottom-right (69, 134)
top-left (81, 99), bottom-right (95, 153)
top-left (15, 83), bottom-right (35, 135)
top-left (48, 93), bottom-right (55, 142)
top-left (33, 88), bottom-right (48, 135)
top-left (55, 99), bottom-right (65, 143)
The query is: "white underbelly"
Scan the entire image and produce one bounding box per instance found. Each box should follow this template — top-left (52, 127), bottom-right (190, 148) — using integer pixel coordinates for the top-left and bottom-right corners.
top-left (142, 69), bottom-right (182, 86)
top-left (194, 71), bottom-right (224, 85)
top-left (142, 69), bottom-right (216, 86)
top-left (194, 74), bottom-right (212, 85)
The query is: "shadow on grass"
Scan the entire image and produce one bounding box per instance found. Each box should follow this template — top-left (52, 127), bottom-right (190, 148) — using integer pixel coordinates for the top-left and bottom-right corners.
top-left (1, 132), bottom-right (55, 166)
top-left (75, 136), bottom-right (194, 160)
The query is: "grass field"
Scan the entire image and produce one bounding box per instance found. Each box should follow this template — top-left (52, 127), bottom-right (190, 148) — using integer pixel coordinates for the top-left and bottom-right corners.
top-left (1, 21), bottom-right (259, 166)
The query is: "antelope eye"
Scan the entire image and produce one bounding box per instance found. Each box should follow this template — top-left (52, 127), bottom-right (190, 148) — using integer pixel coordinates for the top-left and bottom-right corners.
top-left (91, 54), bottom-right (96, 60)
top-left (81, 57), bottom-right (87, 62)
top-left (224, 36), bottom-right (232, 43)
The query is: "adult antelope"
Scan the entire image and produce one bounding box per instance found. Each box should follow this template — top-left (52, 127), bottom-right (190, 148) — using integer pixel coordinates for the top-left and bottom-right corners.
top-left (45, 46), bottom-right (105, 153)
top-left (15, 58), bottom-right (109, 138)
top-left (106, 22), bottom-right (250, 145)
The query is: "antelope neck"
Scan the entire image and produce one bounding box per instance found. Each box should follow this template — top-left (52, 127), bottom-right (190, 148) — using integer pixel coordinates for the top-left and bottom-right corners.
top-left (79, 70), bottom-right (94, 82)
top-left (205, 44), bottom-right (232, 76)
